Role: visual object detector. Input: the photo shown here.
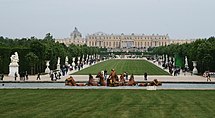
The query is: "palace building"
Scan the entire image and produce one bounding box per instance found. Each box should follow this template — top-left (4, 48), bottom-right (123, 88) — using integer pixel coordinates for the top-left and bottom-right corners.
top-left (55, 27), bottom-right (85, 45)
top-left (55, 27), bottom-right (195, 51)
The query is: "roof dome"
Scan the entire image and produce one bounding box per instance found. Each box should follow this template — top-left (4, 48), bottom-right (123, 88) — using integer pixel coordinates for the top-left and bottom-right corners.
top-left (70, 27), bottom-right (82, 38)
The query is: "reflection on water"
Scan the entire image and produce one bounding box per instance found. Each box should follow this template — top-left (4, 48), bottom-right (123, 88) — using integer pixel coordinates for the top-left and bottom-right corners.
top-left (0, 83), bottom-right (215, 89)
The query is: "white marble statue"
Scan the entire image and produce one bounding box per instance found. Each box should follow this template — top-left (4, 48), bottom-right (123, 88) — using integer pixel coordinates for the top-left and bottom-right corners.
top-left (57, 57), bottom-right (61, 70)
top-left (45, 61), bottom-right (50, 73)
top-left (46, 60), bottom-right (50, 67)
top-left (65, 56), bottom-right (68, 62)
top-left (185, 56), bottom-right (188, 68)
top-left (57, 57), bottom-right (60, 65)
top-left (10, 52), bottom-right (19, 64)
top-left (65, 56), bottom-right (69, 66)
top-left (8, 52), bottom-right (19, 77)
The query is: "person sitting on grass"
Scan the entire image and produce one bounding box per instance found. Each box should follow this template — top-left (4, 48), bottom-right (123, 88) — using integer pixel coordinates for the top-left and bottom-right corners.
top-left (87, 74), bottom-right (98, 86)
top-left (65, 76), bottom-right (85, 86)
top-left (128, 74), bottom-right (137, 86)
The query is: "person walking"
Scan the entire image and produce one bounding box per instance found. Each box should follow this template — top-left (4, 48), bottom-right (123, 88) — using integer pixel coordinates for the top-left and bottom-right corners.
top-left (36, 73), bottom-right (41, 80)
top-left (206, 71), bottom-right (211, 82)
top-left (25, 71), bottom-right (28, 80)
top-left (14, 72), bottom-right (18, 81)
top-left (104, 69), bottom-right (107, 80)
top-left (144, 72), bottom-right (148, 80)
top-left (50, 73), bottom-right (54, 81)
top-left (124, 72), bottom-right (128, 80)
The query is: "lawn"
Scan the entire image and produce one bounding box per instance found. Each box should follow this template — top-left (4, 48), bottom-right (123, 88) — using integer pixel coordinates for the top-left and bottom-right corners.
top-left (73, 59), bottom-right (169, 75)
top-left (0, 89), bottom-right (214, 118)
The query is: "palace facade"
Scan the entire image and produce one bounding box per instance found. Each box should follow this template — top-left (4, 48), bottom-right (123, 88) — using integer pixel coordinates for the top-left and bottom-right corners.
top-left (56, 28), bottom-right (195, 51)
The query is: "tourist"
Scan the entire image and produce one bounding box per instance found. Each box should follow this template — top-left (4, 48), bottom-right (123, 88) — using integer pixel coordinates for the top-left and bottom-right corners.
top-left (0, 74), bottom-right (4, 80)
top-left (144, 72), bottom-right (147, 80)
top-left (25, 71), bottom-right (28, 80)
top-left (54, 71), bottom-right (58, 80)
top-left (58, 72), bottom-right (61, 79)
top-left (50, 73), bottom-right (54, 81)
top-left (104, 69), bottom-right (107, 80)
top-left (124, 72), bottom-right (128, 80)
top-left (36, 73), bottom-right (41, 80)
top-left (206, 71), bottom-right (211, 82)
top-left (190, 71), bottom-right (193, 76)
top-left (14, 72), bottom-right (18, 81)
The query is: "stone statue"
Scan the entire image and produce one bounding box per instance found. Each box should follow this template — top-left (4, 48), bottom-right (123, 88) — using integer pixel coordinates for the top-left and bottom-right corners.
top-left (57, 57), bottom-right (60, 65)
top-left (65, 56), bottom-right (69, 66)
top-left (8, 52), bottom-right (19, 77)
top-left (46, 61), bottom-right (50, 67)
top-left (185, 56), bottom-right (188, 68)
top-left (10, 52), bottom-right (19, 64)
top-left (65, 56), bottom-right (68, 62)
top-left (57, 57), bottom-right (61, 70)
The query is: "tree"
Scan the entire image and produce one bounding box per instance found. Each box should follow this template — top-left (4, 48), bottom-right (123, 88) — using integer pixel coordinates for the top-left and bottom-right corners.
top-left (25, 52), bottom-right (39, 75)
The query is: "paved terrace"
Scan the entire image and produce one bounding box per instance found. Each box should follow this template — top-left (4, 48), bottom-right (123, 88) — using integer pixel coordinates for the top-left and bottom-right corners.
top-left (1, 58), bottom-right (214, 83)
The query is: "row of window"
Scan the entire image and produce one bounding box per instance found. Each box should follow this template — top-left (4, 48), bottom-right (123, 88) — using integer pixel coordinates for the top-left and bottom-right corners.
top-left (87, 36), bottom-right (167, 40)
top-left (88, 41), bottom-right (167, 47)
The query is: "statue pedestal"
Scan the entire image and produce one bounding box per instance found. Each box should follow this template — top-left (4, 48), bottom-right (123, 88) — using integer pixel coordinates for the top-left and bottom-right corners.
top-left (193, 68), bottom-right (198, 74)
top-left (8, 63), bottom-right (19, 77)
top-left (57, 64), bottom-right (60, 71)
top-left (45, 67), bottom-right (50, 74)
top-left (192, 61), bottom-right (198, 75)
top-left (72, 62), bottom-right (75, 70)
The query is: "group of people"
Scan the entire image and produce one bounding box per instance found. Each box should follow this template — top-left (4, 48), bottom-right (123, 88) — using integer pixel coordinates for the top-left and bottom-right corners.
top-left (203, 71), bottom-right (212, 82)
top-left (65, 69), bottom-right (162, 87)
top-left (14, 71), bottom-right (28, 81)
top-left (49, 71), bottom-right (61, 81)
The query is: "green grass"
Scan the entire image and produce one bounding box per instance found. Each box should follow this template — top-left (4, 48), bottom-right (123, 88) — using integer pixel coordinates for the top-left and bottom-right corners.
top-left (0, 89), bottom-right (214, 118)
top-left (73, 59), bottom-right (169, 75)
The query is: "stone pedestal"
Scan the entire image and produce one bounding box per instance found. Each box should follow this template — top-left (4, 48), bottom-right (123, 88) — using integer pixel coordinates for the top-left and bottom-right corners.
top-left (57, 64), bottom-right (60, 71)
top-left (72, 62), bottom-right (75, 69)
top-left (45, 67), bottom-right (50, 74)
top-left (45, 61), bottom-right (50, 73)
top-left (8, 63), bottom-right (19, 77)
top-left (192, 61), bottom-right (198, 74)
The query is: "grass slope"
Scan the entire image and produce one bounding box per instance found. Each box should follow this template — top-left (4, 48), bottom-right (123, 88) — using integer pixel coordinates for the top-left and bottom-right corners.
top-left (0, 89), bottom-right (214, 118)
top-left (73, 59), bottom-right (169, 75)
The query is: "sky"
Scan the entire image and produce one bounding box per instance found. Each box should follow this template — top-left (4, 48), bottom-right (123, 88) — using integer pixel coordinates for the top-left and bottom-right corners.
top-left (0, 0), bottom-right (214, 39)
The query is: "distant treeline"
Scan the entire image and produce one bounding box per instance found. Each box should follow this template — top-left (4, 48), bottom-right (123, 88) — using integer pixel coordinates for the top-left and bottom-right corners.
top-left (0, 33), bottom-right (100, 75)
top-left (152, 37), bottom-right (215, 74)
